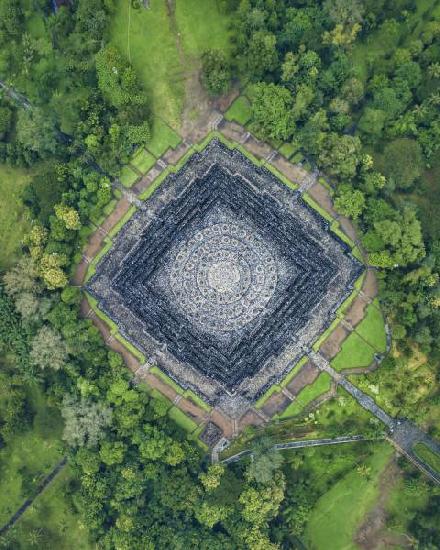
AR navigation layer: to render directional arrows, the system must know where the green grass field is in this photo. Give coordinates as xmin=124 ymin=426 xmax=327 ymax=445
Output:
xmin=355 ymin=301 xmax=387 ymax=353
xmin=147 ymin=118 xmax=182 ymax=158
xmin=0 ymin=387 xmax=64 ymax=525
xmin=167 ymin=406 xmax=198 ymax=434
xmin=331 ymin=332 xmax=377 ymax=371
xmin=109 ymin=0 xmax=184 ymax=127
xmin=413 ymin=442 xmax=440 ymax=474
xmin=3 ymin=466 xmax=92 ymax=550
xmin=304 ymin=442 xmax=393 ymax=550
xmin=225 ymin=96 xmax=252 ymax=126
xmin=130 ymin=148 xmax=156 ymax=174
xmin=279 ymin=372 xmax=332 ymax=419
xmin=119 ymin=165 xmax=139 ymax=187
xmin=175 ymin=0 xmax=232 ymax=59
xmin=110 ymin=0 xmax=232 ymax=129
xmin=0 ymin=165 xmax=32 ymax=271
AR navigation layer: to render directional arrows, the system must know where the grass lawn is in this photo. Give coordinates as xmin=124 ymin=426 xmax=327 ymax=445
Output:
xmin=175 ymin=0 xmax=232 ymax=59
xmin=304 ymin=442 xmax=393 ymax=550
xmin=313 ymin=387 xmax=376 ymax=435
xmin=384 ymin=466 xmax=432 ymax=541
xmin=0 ymin=387 xmax=64 ymax=525
xmin=130 ymin=148 xmax=156 ymax=174
xmin=413 ymin=442 xmax=440 ymax=474
xmin=4 ymin=466 xmax=92 ymax=550
xmin=150 ymin=366 xmax=184 ymax=395
xmin=278 ymin=372 xmax=332 ymax=419
xmin=224 ymin=96 xmax=252 ymax=126
xmin=167 ymin=406 xmax=198 ymax=434
xmin=278 ymin=142 xmax=299 ymax=159
xmin=331 ymin=332 xmax=376 ymax=371
xmin=110 ymin=0 xmax=232 ymax=129
xmin=119 ymin=165 xmax=139 ymax=188
xmin=355 ymin=300 xmax=387 ymax=353
xmin=0 ymin=164 xmax=32 ymax=271
xmin=146 ymin=118 xmax=182 ymax=158
xmin=109 ymin=0 xmax=184 ymax=127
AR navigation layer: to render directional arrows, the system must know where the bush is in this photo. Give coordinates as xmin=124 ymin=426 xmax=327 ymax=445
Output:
xmin=201 ymin=49 xmax=231 ymax=96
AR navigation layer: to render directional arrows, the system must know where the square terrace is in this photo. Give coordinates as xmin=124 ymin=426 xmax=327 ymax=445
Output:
xmin=87 ymin=139 xmax=363 ymax=417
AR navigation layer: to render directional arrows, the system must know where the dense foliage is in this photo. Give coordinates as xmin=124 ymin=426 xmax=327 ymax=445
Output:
xmin=226 ymin=0 xmax=440 ymax=432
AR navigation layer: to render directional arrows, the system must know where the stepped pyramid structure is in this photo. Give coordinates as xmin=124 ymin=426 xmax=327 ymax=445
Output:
xmin=88 ymin=140 xmax=362 ymax=417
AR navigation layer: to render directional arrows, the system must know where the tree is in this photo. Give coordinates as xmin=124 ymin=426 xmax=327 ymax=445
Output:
xmin=334 ymin=184 xmax=365 ymax=219
xmin=358 ymin=108 xmax=387 ymax=139
xmin=3 ymin=256 xmax=40 ymax=297
xmin=54 ymin=204 xmax=81 ymax=230
xmin=239 ymin=475 xmax=285 ymax=525
xmin=14 ymin=292 xmax=40 ymax=321
xmin=39 ymin=253 xmax=68 ymax=290
xmin=383 ymin=138 xmax=424 ymax=189
xmin=61 ymin=394 xmax=112 ymax=448
xmin=324 ymin=0 xmax=364 ymax=26
xmin=30 ymin=325 xmax=67 ymax=370
xmin=195 ymin=501 xmax=230 ymax=528
xmin=341 ymin=77 xmax=364 ymax=104
xmin=16 ymin=108 xmax=58 ymax=158
xmin=95 ymin=46 xmax=148 ymax=110
xmin=247 ymin=437 xmax=284 ymax=485
xmin=251 ymin=83 xmax=294 ymax=141
xmin=99 ymin=440 xmax=126 ymax=466
xmin=0 ymin=105 xmax=12 ymax=139
xmin=0 ymin=0 xmax=23 ymax=43
xmin=245 ymin=31 xmax=278 ymax=79
xmin=318 ymin=133 xmax=362 ymax=179
xmin=199 ymin=464 xmax=225 ymax=492
xmin=201 ymin=49 xmax=231 ymax=96
xmin=365 ymin=207 xmax=425 ymax=268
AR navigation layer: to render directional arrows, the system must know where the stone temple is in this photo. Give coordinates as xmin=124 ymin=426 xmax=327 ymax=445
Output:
xmin=88 ymin=139 xmax=363 ymax=417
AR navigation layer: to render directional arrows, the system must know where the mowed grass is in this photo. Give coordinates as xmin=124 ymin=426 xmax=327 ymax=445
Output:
xmin=168 ymin=406 xmax=198 ymax=434
xmin=355 ymin=301 xmax=387 ymax=353
xmin=109 ymin=0 xmax=184 ymax=127
xmin=0 ymin=164 xmax=32 ymax=271
xmin=225 ymin=96 xmax=252 ymax=125
xmin=130 ymin=148 xmax=156 ymax=174
xmin=413 ymin=442 xmax=440 ymax=474
xmin=5 ymin=466 xmax=92 ymax=550
xmin=331 ymin=332 xmax=376 ymax=371
xmin=304 ymin=442 xmax=394 ymax=550
xmin=278 ymin=372 xmax=332 ymax=419
xmin=119 ymin=165 xmax=139 ymax=187
xmin=175 ymin=0 xmax=232 ymax=59
xmin=147 ymin=118 xmax=182 ymax=158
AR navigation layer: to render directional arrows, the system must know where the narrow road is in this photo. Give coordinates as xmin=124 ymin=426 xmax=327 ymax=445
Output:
xmin=0 ymin=456 xmax=68 ymax=536
xmin=222 ymin=435 xmax=368 ymax=465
